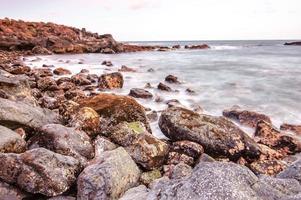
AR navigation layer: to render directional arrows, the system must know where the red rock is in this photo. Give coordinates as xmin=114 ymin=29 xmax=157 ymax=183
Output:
xmin=37 ymin=77 xmax=58 ymax=91
xmin=98 ymin=72 xmax=123 ymax=90
xmin=53 ymin=67 xmax=71 ymax=76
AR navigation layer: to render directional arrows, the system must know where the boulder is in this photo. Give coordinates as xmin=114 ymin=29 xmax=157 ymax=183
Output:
xmin=92 ymin=136 xmax=117 ymax=162
xmin=0 ymin=181 xmax=29 ymax=200
xmin=0 ymin=125 xmax=26 ymax=153
xmin=118 ymin=65 xmax=136 ymax=72
xmin=29 ymin=68 xmax=53 ymax=78
xmin=101 ymin=60 xmax=113 ymax=66
xmin=77 ymin=147 xmax=140 ymax=200
xmin=171 ymin=140 xmax=204 ymax=159
xmin=0 ymin=98 xmax=60 ymax=130
xmin=28 ymin=124 xmax=94 ymax=165
xmin=129 ymin=88 xmax=153 ymax=99
xmin=184 ymin=44 xmax=210 ymax=49
xmin=53 ymin=67 xmax=71 ymax=76
xmin=78 ymin=93 xmax=151 ymax=132
xmin=165 ymin=75 xmax=180 ymax=84
xmin=119 ymin=185 xmax=149 ymax=200
xmin=37 ymin=77 xmax=59 ymax=91
xmin=280 ymin=123 xmax=301 ymax=135
xmin=140 ymin=170 xmax=162 ymax=186
xmin=0 ymin=64 xmax=31 ymax=75
xmin=71 ymin=73 xmax=91 ymax=86
xmin=159 ymin=107 xmax=261 ymax=160
xmin=223 ymin=106 xmax=271 ymax=128
xmin=98 ymin=72 xmax=123 ymax=90
xmin=0 ymin=148 xmax=81 ymax=196
xmin=168 ymin=163 xmax=193 ymax=179
xmin=277 ymin=159 xmax=301 ymax=183
xmin=250 ymin=160 xmax=286 ymax=176
xmin=103 ymin=121 xmax=169 ymax=170
xmin=157 ymin=82 xmax=172 ymax=92
xmin=284 ymin=41 xmax=301 ymax=46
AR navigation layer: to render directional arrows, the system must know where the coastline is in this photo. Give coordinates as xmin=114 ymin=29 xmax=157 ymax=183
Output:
xmin=1 ymin=18 xmax=301 ymax=199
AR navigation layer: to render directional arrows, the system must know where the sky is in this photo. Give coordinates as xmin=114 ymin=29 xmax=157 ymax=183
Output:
xmin=0 ymin=0 xmax=300 ymax=41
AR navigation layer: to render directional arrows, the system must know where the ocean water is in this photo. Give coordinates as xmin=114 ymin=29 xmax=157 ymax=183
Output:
xmin=25 ymin=40 xmax=301 ymax=138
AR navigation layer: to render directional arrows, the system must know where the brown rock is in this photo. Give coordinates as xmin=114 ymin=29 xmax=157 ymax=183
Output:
xmin=0 ymin=181 xmax=29 ymax=200
xmin=98 ymin=72 xmax=123 ymax=90
xmin=119 ymin=65 xmax=136 ymax=72
xmin=53 ymin=67 xmax=71 ymax=76
xmin=165 ymin=75 xmax=180 ymax=84
xmin=185 ymin=44 xmax=210 ymax=49
xmin=29 ymin=68 xmax=53 ymax=78
xmin=129 ymin=88 xmax=153 ymax=99
xmin=167 ymin=151 xmax=194 ymax=166
xmin=157 ymin=82 xmax=172 ymax=92
xmin=250 ymin=160 xmax=286 ymax=176
xmin=71 ymin=73 xmax=91 ymax=86
xmin=171 ymin=140 xmax=204 ymax=159
xmin=58 ymin=81 xmax=76 ymax=91
xmin=280 ymin=123 xmax=301 ymax=135
xmin=101 ymin=60 xmax=113 ymax=66
xmin=37 ymin=77 xmax=58 ymax=91
xmin=0 ymin=125 xmax=26 ymax=153
xmin=0 ymin=64 xmax=30 ymax=75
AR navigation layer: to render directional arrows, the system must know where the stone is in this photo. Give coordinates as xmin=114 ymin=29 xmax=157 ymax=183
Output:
xmin=69 ymin=107 xmax=101 ymax=137
xmin=250 ymin=160 xmax=286 ymax=176
xmin=171 ymin=140 xmax=204 ymax=159
xmin=65 ymin=89 xmax=86 ymax=101
xmin=0 ymin=181 xmax=29 ymax=200
xmin=29 ymin=68 xmax=53 ymax=78
xmin=0 ymin=148 xmax=81 ymax=196
xmin=140 ymin=170 xmax=162 ymax=186
xmin=0 ymin=64 xmax=30 ymax=75
xmin=39 ymin=95 xmax=59 ymax=110
xmin=78 ymin=93 xmax=151 ymax=132
xmin=147 ymin=111 xmax=158 ymax=122
xmin=129 ymin=88 xmax=153 ymax=99
xmin=101 ymin=60 xmax=113 ymax=66
xmin=0 ymin=125 xmax=26 ymax=153
xmin=98 ymin=72 xmax=123 ymax=90
xmin=119 ymin=185 xmax=149 ymax=200
xmin=277 ymin=159 xmax=301 ymax=183
xmin=172 ymin=45 xmax=181 ymax=49
xmin=0 ymin=98 xmax=60 ymax=130
xmin=165 ymin=75 xmax=180 ymax=84
xmin=280 ymin=123 xmax=301 ymax=135
xmin=169 ymin=163 xmax=193 ymax=179
xmin=31 ymin=45 xmax=52 ymax=55
xmin=28 ymin=124 xmax=94 ymax=165
xmin=223 ymin=106 xmax=272 ymax=128
xmin=71 ymin=73 xmax=91 ymax=86
xmin=184 ymin=44 xmax=210 ymax=49
xmin=167 ymin=151 xmax=194 ymax=166
xmin=53 ymin=67 xmax=71 ymax=76
xmin=157 ymin=82 xmax=172 ymax=92
xmin=119 ymin=65 xmax=136 ymax=72
xmin=92 ymin=136 xmax=117 ymax=161
xmin=104 ymin=121 xmax=169 ymax=170
xmin=37 ymin=77 xmax=59 ymax=91
xmin=77 ymin=147 xmax=140 ymax=200
xmin=284 ymin=41 xmax=301 ymax=46
xmin=58 ymin=81 xmax=76 ymax=91
xmin=159 ymin=107 xmax=261 ymax=160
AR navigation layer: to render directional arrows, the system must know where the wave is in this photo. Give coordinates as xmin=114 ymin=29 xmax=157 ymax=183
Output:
xmin=211 ymin=45 xmax=242 ymax=50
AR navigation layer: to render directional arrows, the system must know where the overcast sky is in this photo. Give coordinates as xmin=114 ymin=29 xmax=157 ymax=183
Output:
xmin=0 ymin=0 xmax=300 ymax=41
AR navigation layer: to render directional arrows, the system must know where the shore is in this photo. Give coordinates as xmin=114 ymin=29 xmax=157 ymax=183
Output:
xmin=1 ymin=18 xmax=301 ymax=200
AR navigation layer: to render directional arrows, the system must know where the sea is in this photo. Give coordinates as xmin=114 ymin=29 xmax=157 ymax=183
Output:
xmin=24 ymin=40 xmax=301 ymax=138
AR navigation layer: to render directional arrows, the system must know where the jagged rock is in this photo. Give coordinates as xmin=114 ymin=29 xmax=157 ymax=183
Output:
xmin=78 ymin=93 xmax=151 ymax=132
xmin=159 ymin=107 xmax=261 ymax=160
xmin=53 ymin=67 xmax=71 ymax=76
xmin=129 ymin=88 xmax=153 ymax=99
xmin=98 ymin=72 xmax=123 ymax=90
xmin=0 ymin=148 xmax=81 ymax=196
xmin=223 ymin=106 xmax=271 ymax=128
xmin=0 ymin=98 xmax=60 ymax=130
xmin=0 ymin=125 xmax=26 ymax=153
xmin=77 ymin=147 xmax=140 ymax=200
xmin=28 ymin=124 xmax=94 ymax=165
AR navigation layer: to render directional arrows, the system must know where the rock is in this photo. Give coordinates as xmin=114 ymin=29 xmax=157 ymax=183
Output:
xmin=58 ymin=81 xmax=76 ymax=91
xmin=147 ymin=111 xmax=158 ymax=122
xmin=29 ymin=68 xmax=53 ymax=78
xmin=28 ymin=124 xmax=94 ymax=165
xmin=57 ymin=77 xmax=72 ymax=84
xmin=78 ymin=93 xmax=151 ymax=132
xmin=53 ymin=67 xmax=71 ymax=76
xmin=98 ymin=72 xmax=123 ymax=90
xmin=284 ymin=41 xmax=301 ymax=46
xmin=172 ymin=45 xmax=181 ymax=49
xmin=165 ymin=75 xmax=180 ymax=84
xmin=31 ymin=45 xmax=52 ymax=55
xmin=0 ymin=98 xmax=60 ymax=130
xmin=101 ymin=60 xmax=113 ymax=66
xmin=71 ymin=73 xmax=91 ymax=86
xmin=280 ymin=123 xmax=301 ymax=135
xmin=186 ymin=88 xmax=196 ymax=94
xmin=250 ymin=160 xmax=286 ymax=176
xmin=69 ymin=107 xmax=101 ymax=137
xmin=0 ymin=181 xmax=29 ymax=200
xmin=157 ymin=82 xmax=172 ymax=92
xmin=0 ymin=64 xmax=30 ymax=75
xmin=103 ymin=121 xmax=169 ymax=170
xmin=167 ymin=151 xmax=194 ymax=166
xmin=39 ymin=95 xmax=60 ymax=110
xmin=77 ymin=147 xmax=140 ymax=200
xmin=93 ymin=136 xmax=117 ymax=161
xmin=197 ymin=153 xmax=216 ymax=163
xmin=0 ymin=125 xmax=26 ymax=153
xmin=37 ymin=77 xmax=59 ymax=91
xmin=184 ymin=44 xmax=210 ymax=49
xmin=48 ymin=196 xmax=76 ymax=200
xmin=169 ymin=163 xmax=193 ymax=179
xmin=159 ymin=107 xmax=261 ymax=160
xmin=119 ymin=65 xmax=136 ymax=72
xmin=42 ymin=64 xmax=55 ymax=68
xmin=0 ymin=70 xmax=37 ymax=105
xmin=171 ymin=140 xmax=204 ymax=159
xmin=223 ymin=106 xmax=271 ymax=128
xmin=147 ymin=68 xmax=154 ymax=72
xmin=140 ymin=170 xmax=162 ymax=186
xmin=80 ymin=69 xmax=89 ymax=73
xmin=87 ymin=74 xmax=98 ymax=83
xmin=129 ymin=88 xmax=153 ymax=99
xmin=101 ymin=48 xmax=115 ymax=54
xmin=277 ymin=159 xmax=301 ymax=183
xmin=255 ymin=120 xmax=301 ymax=155
xmin=65 ymin=89 xmax=86 ymax=101
xmin=119 ymin=185 xmax=149 ymax=200
xmin=0 ymin=148 xmax=81 ymax=196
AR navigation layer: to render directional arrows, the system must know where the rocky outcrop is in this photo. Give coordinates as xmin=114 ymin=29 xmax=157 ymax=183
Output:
xmin=98 ymin=72 xmax=123 ymax=90
xmin=0 ymin=148 xmax=81 ymax=196
xmin=284 ymin=41 xmax=301 ymax=46
xmin=0 ymin=125 xmax=26 ymax=153
xmin=184 ymin=44 xmax=210 ymax=49
xmin=78 ymin=93 xmax=151 ymax=132
xmin=0 ymin=98 xmax=60 ymax=130
xmin=223 ymin=106 xmax=271 ymax=128
xmin=28 ymin=124 xmax=94 ymax=165
xmin=77 ymin=147 xmax=140 ymax=200
xmin=159 ymin=107 xmax=261 ymax=160
xmin=129 ymin=88 xmax=153 ymax=99
xmin=280 ymin=123 xmax=301 ymax=135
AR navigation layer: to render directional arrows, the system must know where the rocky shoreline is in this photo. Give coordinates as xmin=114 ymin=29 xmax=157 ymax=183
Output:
xmin=1 ymin=19 xmax=301 ymax=200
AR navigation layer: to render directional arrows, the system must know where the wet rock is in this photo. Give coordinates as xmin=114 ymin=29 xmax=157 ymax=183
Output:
xmin=101 ymin=48 xmax=115 ymax=54
xmin=86 ymin=74 xmax=98 ymax=83
xmin=186 ymin=88 xmax=196 ymax=94
xmin=0 ymin=98 xmax=60 ymax=130
xmin=57 ymin=77 xmax=72 ymax=84
xmin=69 ymin=107 xmax=101 ymax=137
xmin=0 ymin=125 xmax=26 ymax=153
xmin=65 ymin=89 xmax=86 ymax=101
xmin=58 ymin=81 xmax=76 ymax=91
xmin=171 ymin=140 xmax=204 ymax=159
xmin=101 ymin=60 xmax=113 ymax=66
xmin=0 ymin=64 xmax=30 ymax=75
xmin=223 ymin=106 xmax=271 ymax=128
xmin=129 ymin=88 xmax=153 ymax=99
xmin=71 ymin=73 xmax=91 ymax=86
xmin=0 ymin=181 xmax=29 ymax=200
xmin=0 ymin=70 xmax=37 ymax=105
xmin=172 ymin=45 xmax=181 ymax=49
xmin=37 ymin=77 xmax=59 ymax=91
xmin=98 ymin=72 xmax=123 ymax=90
xmin=28 ymin=124 xmax=94 ymax=165
xmin=277 ymin=159 xmax=301 ymax=183
xmin=147 ymin=68 xmax=154 ymax=72
xmin=185 ymin=44 xmax=210 ymax=49
xmin=147 ymin=111 xmax=158 ymax=122
xmin=157 ymin=82 xmax=172 ymax=92
xmin=104 ymin=121 xmax=169 ymax=170
xmin=255 ymin=120 xmax=301 ymax=155
xmin=119 ymin=65 xmax=136 ymax=72
xmin=119 ymin=185 xmax=149 ymax=200
xmin=140 ymin=170 xmax=162 ymax=186
xmin=250 ymin=160 xmax=286 ymax=176
xmin=165 ymin=75 xmax=180 ymax=84
xmin=77 ymin=147 xmax=140 ymax=200
xmin=280 ymin=123 xmax=301 ymax=135
xmin=42 ymin=64 xmax=55 ymax=68
xmin=78 ymin=93 xmax=151 ymax=132
xmin=80 ymin=69 xmax=89 ymax=73
xmin=30 ymin=68 xmax=53 ymax=78
xmin=284 ymin=41 xmax=301 ymax=46
xmin=53 ymin=67 xmax=71 ymax=76
xmin=159 ymin=107 xmax=261 ymax=160
xmin=165 ymin=99 xmax=184 ymax=108
xmin=0 ymin=148 xmax=81 ymax=196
